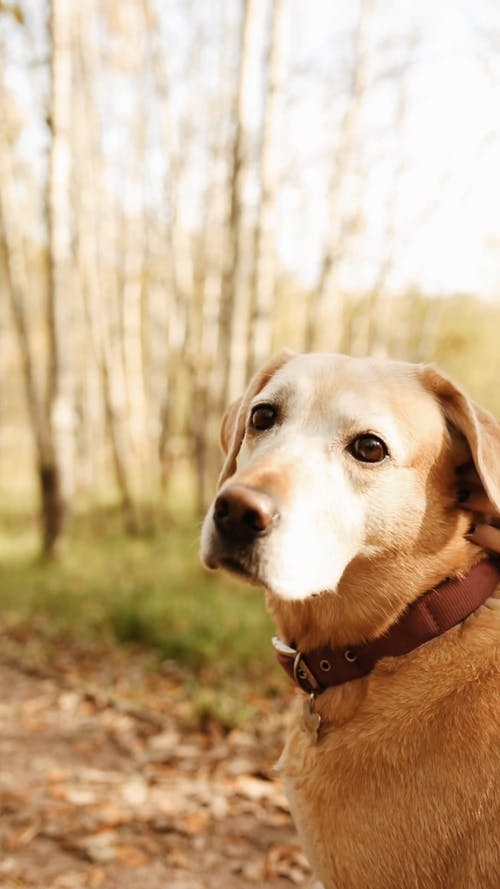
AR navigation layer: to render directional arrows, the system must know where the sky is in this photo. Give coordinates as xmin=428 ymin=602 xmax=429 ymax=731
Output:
xmin=276 ymin=0 xmax=500 ymax=296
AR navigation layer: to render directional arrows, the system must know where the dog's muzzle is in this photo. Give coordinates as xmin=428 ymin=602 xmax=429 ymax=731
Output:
xmin=202 ymin=483 xmax=280 ymax=578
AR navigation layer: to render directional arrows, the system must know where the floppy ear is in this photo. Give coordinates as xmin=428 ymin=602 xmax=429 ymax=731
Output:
xmin=218 ymin=349 xmax=296 ymax=487
xmin=220 ymin=397 xmax=242 ymax=455
xmin=420 ymin=365 xmax=500 ymax=511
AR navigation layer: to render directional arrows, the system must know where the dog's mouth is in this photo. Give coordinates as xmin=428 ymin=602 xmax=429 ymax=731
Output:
xmin=220 ymin=556 xmax=252 ymax=578
xmin=200 ymin=515 xmax=268 ymax=585
xmin=204 ymin=545 xmax=263 ymax=585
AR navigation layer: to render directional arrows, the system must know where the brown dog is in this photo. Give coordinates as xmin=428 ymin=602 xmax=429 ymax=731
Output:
xmin=201 ymin=352 xmax=500 ymax=889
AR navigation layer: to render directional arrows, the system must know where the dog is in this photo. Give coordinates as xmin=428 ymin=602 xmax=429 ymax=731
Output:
xmin=201 ymin=351 xmax=500 ymax=889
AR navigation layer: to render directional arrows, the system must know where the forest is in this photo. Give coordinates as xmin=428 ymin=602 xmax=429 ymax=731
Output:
xmin=0 ymin=1 xmax=499 ymax=887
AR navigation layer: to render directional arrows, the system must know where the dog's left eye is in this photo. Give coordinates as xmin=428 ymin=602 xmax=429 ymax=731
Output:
xmin=349 ymin=434 xmax=388 ymax=463
xmin=250 ymin=404 xmax=277 ymax=431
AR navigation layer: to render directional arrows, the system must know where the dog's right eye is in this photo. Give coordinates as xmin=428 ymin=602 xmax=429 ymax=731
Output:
xmin=348 ymin=434 xmax=388 ymax=463
xmin=250 ymin=404 xmax=277 ymax=431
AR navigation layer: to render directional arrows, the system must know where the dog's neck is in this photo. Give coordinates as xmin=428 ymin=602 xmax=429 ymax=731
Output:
xmin=266 ymin=533 xmax=485 ymax=652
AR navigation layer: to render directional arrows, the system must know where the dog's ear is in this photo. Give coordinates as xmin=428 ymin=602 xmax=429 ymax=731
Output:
xmin=218 ymin=349 xmax=296 ymax=487
xmin=220 ymin=397 xmax=242 ymax=455
xmin=420 ymin=365 xmax=500 ymax=511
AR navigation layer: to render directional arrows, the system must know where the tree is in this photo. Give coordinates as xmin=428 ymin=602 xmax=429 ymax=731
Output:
xmin=43 ymin=0 xmax=77 ymax=553
xmin=246 ymin=0 xmax=285 ymax=377
xmin=217 ymin=0 xmax=256 ymax=407
xmin=1 ymin=20 xmax=74 ymax=557
xmin=304 ymin=0 xmax=376 ymax=352
xmin=71 ymin=1 xmax=139 ymax=530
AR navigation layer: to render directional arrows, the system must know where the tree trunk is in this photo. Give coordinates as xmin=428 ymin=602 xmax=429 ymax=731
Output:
xmin=217 ymin=0 xmax=255 ymax=407
xmin=44 ymin=0 xmax=76 ymax=554
xmin=354 ymin=48 xmax=414 ymax=358
xmin=0 ymin=129 xmax=47 ymax=462
xmin=142 ymin=0 xmax=195 ymax=489
xmin=190 ymin=10 xmax=236 ymax=509
xmin=305 ymin=0 xmax=375 ymax=352
xmin=0 ymin=73 xmax=64 ymax=557
xmin=246 ymin=0 xmax=285 ymax=377
xmin=72 ymin=1 xmax=140 ymax=532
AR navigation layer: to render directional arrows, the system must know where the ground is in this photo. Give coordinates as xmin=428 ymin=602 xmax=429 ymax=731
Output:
xmin=0 ymin=633 xmax=313 ymax=889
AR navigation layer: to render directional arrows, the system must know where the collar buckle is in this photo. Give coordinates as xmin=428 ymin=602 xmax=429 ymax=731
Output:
xmin=293 ymin=650 xmax=321 ymax=693
xmin=272 ymin=637 xmax=321 ymax=693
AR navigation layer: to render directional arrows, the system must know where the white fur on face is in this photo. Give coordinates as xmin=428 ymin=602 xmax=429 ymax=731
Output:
xmin=250 ymin=457 xmax=365 ymax=600
xmin=201 ymin=354 xmax=447 ymax=601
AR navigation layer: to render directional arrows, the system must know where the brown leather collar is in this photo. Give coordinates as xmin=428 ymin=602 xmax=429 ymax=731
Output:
xmin=274 ymin=559 xmax=500 ymax=694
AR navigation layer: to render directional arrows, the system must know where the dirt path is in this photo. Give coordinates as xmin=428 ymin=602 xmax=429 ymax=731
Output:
xmin=0 ymin=640 xmax=312 ymax=889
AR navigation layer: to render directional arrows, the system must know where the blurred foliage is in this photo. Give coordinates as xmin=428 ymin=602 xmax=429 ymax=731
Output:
xmin=0 ymin=497 xmax=279 ymax=688
xmin=430 ymin=294 xmax=500 ymax=415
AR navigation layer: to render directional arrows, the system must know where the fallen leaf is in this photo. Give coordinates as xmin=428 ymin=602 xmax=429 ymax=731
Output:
xmin=181 ymin=810 xmax=211 ymax=835
xmin=75 ymin=830 xmax=119 ymax=863
xmin=88 ymin=868 xmax=106 ymax=888
xmin=120 ymin=776 xmax=149 ymax=807
xmin=115 ymin=844 xmax=150 ymax=867
xmin=5 ymin=818 xmax=41 ymax=850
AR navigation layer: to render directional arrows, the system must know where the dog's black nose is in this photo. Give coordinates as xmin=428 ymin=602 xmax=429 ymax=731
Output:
xmin=213 ymin=485 xmax=279 ymax=545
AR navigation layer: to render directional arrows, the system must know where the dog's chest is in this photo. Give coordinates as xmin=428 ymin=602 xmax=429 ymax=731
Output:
xmin=278 ymin=657 xmax=500 ymax=889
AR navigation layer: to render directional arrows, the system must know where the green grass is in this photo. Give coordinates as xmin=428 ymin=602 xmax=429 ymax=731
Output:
xmin=0 ymin=498 xmax=279 ymax=686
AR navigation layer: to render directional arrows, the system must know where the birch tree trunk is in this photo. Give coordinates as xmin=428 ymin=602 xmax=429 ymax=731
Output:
xmin=191 ymin=145 xmax=228 ymax=511
xmin=354 ymin=51 xmax=414 ymax=358
xmin=0 ymin=97 xmax=49 ymax=470
xmin=217 ymin=0 xmax=254 ymax=407
xmin=43 ymin=0 xmax=76 ymax=554
xmin=189 ymin=20 xmax=233 ymax=511
xmin=72 ymin=2 xmax=139 ymax=531
xmin=304 ymin=0 xmax=375 ymax=352
xmin=142 ymin=0 xmax=195 ymax=487
xmin=246 ymin=0 xmax=284 ymax=376
xmin=1 ymin=35 xmax=72 ymax=557
xmin=119 ymin=178 xmax=149 ymax=497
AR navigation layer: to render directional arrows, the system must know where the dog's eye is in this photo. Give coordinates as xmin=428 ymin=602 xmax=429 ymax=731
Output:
xmin=349 ymin=434 xmax=388 ymax=463
xmin=250 ymin=404 xmax=277 ymax=431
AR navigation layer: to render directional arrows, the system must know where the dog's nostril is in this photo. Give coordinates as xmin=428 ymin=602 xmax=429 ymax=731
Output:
xmin=213 ymin=484 xmax=279 ymax=543
xmin=244 ymin=507 xmax=267 ymax=533
xmin=214 ymin=496 xmax=229 ymax=522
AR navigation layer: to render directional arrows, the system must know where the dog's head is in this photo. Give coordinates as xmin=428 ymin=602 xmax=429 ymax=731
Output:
xmin=200 ymin=352 xmax=499 ymax=609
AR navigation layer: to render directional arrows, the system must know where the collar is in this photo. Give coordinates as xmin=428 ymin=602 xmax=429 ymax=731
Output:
xmin=273 ymin=559 xmax=500 ymax=695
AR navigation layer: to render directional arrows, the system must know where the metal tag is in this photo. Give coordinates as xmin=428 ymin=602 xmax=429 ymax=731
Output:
xmin=302 ymin=693 xmax=321 ymax=743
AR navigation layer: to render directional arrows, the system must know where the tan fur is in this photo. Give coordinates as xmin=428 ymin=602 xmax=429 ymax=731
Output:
xmin=201 ymin=353 xmax=500 ymax=889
